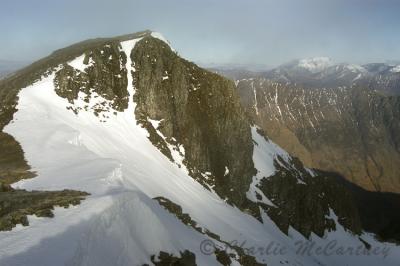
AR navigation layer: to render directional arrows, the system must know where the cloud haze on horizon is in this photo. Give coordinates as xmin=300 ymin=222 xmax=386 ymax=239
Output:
xmin=1 ymin=0 xmax=400 ymax=67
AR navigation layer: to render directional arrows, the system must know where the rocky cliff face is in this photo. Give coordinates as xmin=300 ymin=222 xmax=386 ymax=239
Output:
xmin=1 ymin=32 xmax=365 ymax=238
xmin=54 ymin=42 xmax=129 ymax=113
xmin=2 ymin=31 xmax=397 ymax=265
xmin=51 ymin=35 xmax=363 ymax=241
xmin=127 ymin=36 xmax=363 ymax=239
xmin=50 ymin=34 xmax=256 ymax=208
xmin=131 ymin=37 xmax=255 ymax=207
xmin=236 ymin=79 xmax=400 ymax=193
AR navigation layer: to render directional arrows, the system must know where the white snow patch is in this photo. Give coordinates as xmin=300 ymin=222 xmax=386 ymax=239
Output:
xmin=345 ymin=64 xmax=366 ymax=73
xmin=298 ymin=57 xmax=333 ymax=73
xmin=247 ymin=127 xmax=309 ymax=204
xmin=305 ymin=167 xmax=316 ymax=177
xmin=224 ymin=166 xmax=230 ymax=176
xmin=148 ymin=118 xmax=162 ymax=129
xmin=390 ymin=65 xmax=400 ymax=73
xmin=353 ymin=73 xmax=363 ymax=81
xmin=247 ymin=127 xmax=285 ymax=206
xmin=68 ymin=54 xmax=93 ymax=73
xmin=251 ymin=81 xmax=259 ymax=115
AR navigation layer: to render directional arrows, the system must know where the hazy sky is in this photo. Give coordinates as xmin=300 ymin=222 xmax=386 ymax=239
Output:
xmin=1 ymin=0 xmax=400 ymax=67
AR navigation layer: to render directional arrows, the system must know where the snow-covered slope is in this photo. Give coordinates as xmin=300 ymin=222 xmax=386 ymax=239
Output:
xmin=0 ymin=33 xmax=399 ymax=266
xmin=391 ymin=65 xmax=400 ymax=73
xmin=298 ymin=57 xmax=333 ymax=73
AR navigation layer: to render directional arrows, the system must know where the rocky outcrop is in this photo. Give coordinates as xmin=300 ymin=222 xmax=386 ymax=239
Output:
xmin=236 ymin=79 xmax=400 ymax=193
xmin=249 ymin=129 xmax=362 ymax=238
xmin=132 ymin=37 xmax=255 ymax=207
xmin=259 ymin=163 xmax=362 ymax=238
xmin=54 ymin=42 xmax=130 ymax=114
xmin=148 ymin=250 xmax=197 ymax=266
xmin=331 ymin=171 xmax=400 ymax=243
xmin=0 ymin=111 xmax=89 ymax=232
xmin=0 ymin=132 xmax=35 ymax=185
xmin=154 ymin=197 xmax=266 ymax=266
xmin=0 ymin=30 xmax=151 ymax=129
xmin=0 ymin=188 xmax=88 ymax=231
xmin=49 ymin=34 xmax=369 ymax=240
xmin=0 ymin=31 xmax=143 ymax=230
xmin=0 ymin=31 xmax=377 ymax=243
xmin=0 ymin=129 xmax=90 ymax=232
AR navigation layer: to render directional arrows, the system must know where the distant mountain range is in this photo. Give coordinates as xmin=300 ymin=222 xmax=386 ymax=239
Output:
xmin=215 ymin=57 xmax=400 ymax=195
xmin=217 ymin=57 xmax=400 ymax=95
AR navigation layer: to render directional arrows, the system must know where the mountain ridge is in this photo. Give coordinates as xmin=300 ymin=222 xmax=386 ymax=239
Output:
xmin=1 ymin=31 xmax=399 ymax=265
xmin=217 ymin=57 xmax=400 ymax=95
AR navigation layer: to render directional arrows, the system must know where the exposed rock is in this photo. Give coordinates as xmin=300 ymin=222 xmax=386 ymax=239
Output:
xmin=54 ymin=42 xmax=129 ymax=113
xmin=236 ymin=79 xmax=400 ymax=193
xmin=0 ymin=31 xmax=380 ymax=247
xmin=0 ymin=116 xmax=89 ymax=232
xmin=132 ymin=37 xmax=256 ymax=207
xmin=0 ymin=30 xmax=151 ymax=130
xmin=331 ymin=171 xmax=400 ymax=243
xmin=154 ymin=197 xmax=266 ymax=266
xmin=148 ymin=250 xmax=197 ymax=266
xmin=0 ymin=188 xmax=89 ymax=231
xmin=0 ymin=132 xmax=35 ymax=185
xmin=258 ymin=164 xmax=362 ymax=238
xmin=250 ymin=129 xmax=362 ymax=238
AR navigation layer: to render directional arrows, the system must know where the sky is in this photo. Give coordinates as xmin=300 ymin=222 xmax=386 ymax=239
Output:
xmin=1 ymin=0 xmax=400 ymax=68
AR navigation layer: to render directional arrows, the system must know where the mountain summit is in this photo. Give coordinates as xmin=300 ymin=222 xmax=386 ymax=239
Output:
xmin=0 ymin=31 xmax=399 ymax=266
xmin=297 ymin=57 xmax=333 ymax=73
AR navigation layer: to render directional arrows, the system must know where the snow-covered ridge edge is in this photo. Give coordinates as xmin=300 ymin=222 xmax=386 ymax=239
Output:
xmin=1 ymin=33 xmax=399 ymax=266
xmin=2 ymin=35 xmax=269 ymax=265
